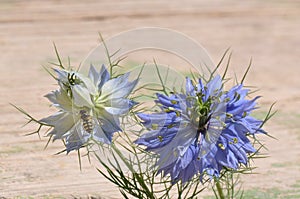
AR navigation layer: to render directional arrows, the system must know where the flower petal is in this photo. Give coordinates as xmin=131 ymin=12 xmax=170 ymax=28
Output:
xmin=104 ymin=98 xmax=136 ymax=115
xmin=40 ymin=112 xmax=77 ymax=140
xmin=93 ymin=123 xmax=111 ymax=144
xmin=44 ymin=89 xmax=73 ymax=111
xmin=71 ymin=85 xmax=94 ymax=108
xmin=65 ymin=123 xmax=90 ymax=153
xmin=98 ymin=64 xmax=110 ymax=89
xmin=100 ymin=73 xmax=138 ymax=100
xmin=88 ymin=64 xmax=100 ymax=86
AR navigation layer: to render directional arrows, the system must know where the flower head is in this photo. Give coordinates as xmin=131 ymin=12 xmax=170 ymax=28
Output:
xmin=135 ymin=75 xmax=266 ymax=183
xmin=40 ymin=65 xmax=138 ymax=153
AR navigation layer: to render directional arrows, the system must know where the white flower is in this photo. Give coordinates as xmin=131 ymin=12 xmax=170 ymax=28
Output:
xmin=40 ymin=65 xmax=138 ymax=152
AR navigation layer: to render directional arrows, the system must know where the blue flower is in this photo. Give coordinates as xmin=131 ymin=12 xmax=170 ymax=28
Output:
xmin=135 ymin=75 xmax=266 ymax=183
xmin=40 ymin=65 xmax=138 ymax=153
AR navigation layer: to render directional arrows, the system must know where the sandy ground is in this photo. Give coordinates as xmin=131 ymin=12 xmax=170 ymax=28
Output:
xmin=0 ymin=0 xmax=300 ymax=198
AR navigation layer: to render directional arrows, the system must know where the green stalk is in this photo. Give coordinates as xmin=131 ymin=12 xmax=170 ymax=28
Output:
xmin=111 ymin=143 xmax=155 ymax=199
xmin=216 ymin=179 xmax=225 ymax=199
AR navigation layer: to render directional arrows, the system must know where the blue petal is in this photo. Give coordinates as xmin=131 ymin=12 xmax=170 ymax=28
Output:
xmin=137 ymin=112 xmax=177 ymax=129
xmin=197 ymin=78 xmax=204 ymax=93
xmin=154 ymin=127 xmax=196 ymax=170
xmin=206 ymin=75 xmax=222 ymax=99
xmin=228 ymin=144 xmax=248 ymax=165
xmin=155 ymin=93 xmax=181 ymax=109
xmin=135 ymin=127 xmax=178 ymax=149
xmin=157 ymin=144 xmax=199 ymax=184
xmin=185 ymin=77 xmax=195 ymax=96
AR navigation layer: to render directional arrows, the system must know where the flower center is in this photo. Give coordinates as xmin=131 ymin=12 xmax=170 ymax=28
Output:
xmin=189 ymin=93 xmax=212 ymax=133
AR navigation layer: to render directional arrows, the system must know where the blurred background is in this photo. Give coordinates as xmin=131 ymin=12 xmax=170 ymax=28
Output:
xmin=0 ymin=0 xmax=299 ymax=198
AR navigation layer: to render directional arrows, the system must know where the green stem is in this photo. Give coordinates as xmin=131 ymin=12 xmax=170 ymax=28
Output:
xmin=216 ymin=179 xmax=225 ymax=199
xmin=111 ymin=144 xmax=155 ymax=199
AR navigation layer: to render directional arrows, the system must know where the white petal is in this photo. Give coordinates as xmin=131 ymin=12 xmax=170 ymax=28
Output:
xmin=54 ymin=68 xmax=68 ymax=82
xmin=39 ymin=111 xmax=65 ymax=125
xmin=99 ymin=110 xmax=122 ymax=133
xmin=93 ymin=124 xmax=111 ymax=144
xmin=65 ymin=123 xmax=90 ymax=152
xmin=98 ymin=64 xmax=110 ymax=89
xmin=42 ymin=112 xmax=78 ymax=140
xmin=104 ymin=98 xmax=133 ymax=115
xmin=72 ymin=85 xmax=94 ymax=108
xmin=100 ymin=73 xmax=137 ymax=100
xmin=76 ymin=72 xmax=97 ymax=95
xmin=44 ymin=89 xmax=73 ymax=111
xmin=88 ymin=64 xmax=100 ymax=86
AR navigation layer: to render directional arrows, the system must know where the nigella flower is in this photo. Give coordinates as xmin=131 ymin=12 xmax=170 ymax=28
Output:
xmin=40 ymin=65 xmax=138 ymax=153
xmin=135 ymin=75 xmax=266 ymax=183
